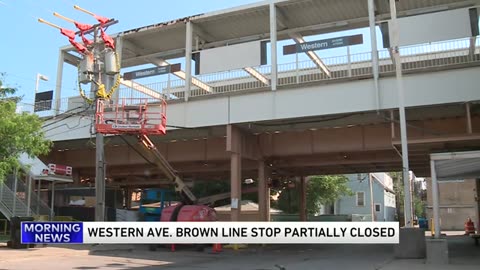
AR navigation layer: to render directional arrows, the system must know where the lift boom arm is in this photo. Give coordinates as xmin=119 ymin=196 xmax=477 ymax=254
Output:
xmin=137 ymin=134 xmax=198 ymax=205
xmin=135 ymin=134 xmax=258 ymax=206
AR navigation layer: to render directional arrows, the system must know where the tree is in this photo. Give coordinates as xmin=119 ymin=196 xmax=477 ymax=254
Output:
xmin=389 ymin=171 xmax=404 ymax=223
xmin=0 ymin=73 xmax=52 ymax=181
xmin=275 ymin=175 xmax=353 ymax=215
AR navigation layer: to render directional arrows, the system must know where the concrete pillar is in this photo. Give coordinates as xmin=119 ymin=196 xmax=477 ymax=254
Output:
xmin=299 ymin=176 xmax=307 ymax=221
xmin=258 ymin=160 xmax=269 ymax=221
xmin=227 ymin=125 xmax=242 ymax=221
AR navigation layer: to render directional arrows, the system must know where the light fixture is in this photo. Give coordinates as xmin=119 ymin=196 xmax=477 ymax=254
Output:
xmin=35 ymin=73 xmax=49 ymax=95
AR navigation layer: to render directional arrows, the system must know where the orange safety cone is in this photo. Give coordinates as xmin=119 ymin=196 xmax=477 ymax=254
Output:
xmin=465 ymin=218 xmax=476 ymax=235
xmin=213 ymin=243 xmax=222 ymax=253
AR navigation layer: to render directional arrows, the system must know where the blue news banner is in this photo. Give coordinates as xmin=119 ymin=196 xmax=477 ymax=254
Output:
xmin=21 ymin=222 xmax=84 ymax=244
xmin=21 ymin=221 xmax=400 ymax=244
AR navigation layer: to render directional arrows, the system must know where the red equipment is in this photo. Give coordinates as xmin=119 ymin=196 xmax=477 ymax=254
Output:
xmin=160 ymin=205 xmax=217 ymax=222
xmin=465 ymin=217 xmax=476 ymax=235
xmin=95 ymin=98 xmax=167 ymax=135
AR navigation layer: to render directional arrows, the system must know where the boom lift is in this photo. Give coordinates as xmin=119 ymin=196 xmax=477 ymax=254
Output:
xmin=96 ymin=98 xmax=255 ymax=221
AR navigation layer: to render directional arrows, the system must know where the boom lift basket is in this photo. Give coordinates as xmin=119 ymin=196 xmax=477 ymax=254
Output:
xmin=95 ymin=98 xmax=167 ymax=135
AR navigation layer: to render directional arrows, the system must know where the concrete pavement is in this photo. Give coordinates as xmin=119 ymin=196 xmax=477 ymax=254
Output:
xmin=0 ymin=238 xmax=478 ymax=270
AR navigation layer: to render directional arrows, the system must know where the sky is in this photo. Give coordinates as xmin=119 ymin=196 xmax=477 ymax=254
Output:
xmin=0 ymin=0 xmax=263 ymax=105
xmin=0 ymin=0 xmax=387 ymax=112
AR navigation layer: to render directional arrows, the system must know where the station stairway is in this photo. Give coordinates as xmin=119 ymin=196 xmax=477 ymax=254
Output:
xmin=0 ymin=154 xmax=54 ymax=221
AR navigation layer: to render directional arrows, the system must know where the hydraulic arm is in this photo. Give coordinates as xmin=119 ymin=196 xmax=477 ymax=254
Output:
xmin=136 ymin=134 xmax=197 ymax=205
xmin=135 ymin=134 xmax=259 ymax=206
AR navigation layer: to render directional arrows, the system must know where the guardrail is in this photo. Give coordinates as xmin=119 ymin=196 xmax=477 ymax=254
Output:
xmin=18 ymin=36 xmax=480 ymax=117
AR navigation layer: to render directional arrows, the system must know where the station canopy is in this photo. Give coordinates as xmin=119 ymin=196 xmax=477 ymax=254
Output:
xmin=111 ymin=0 xmax=477 ymax=68
xmin=431 ymin=150 xmax=480 ymax=180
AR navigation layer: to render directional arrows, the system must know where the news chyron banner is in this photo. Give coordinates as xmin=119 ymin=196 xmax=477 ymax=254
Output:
xmin=21 ymin=222 xmax=399 ymax=244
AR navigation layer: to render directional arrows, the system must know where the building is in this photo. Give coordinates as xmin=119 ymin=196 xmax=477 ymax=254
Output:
xmin=426 ymin=178 xmax=479 ymax=230
xmin=334 ymin=173 xmax=396 ymax=221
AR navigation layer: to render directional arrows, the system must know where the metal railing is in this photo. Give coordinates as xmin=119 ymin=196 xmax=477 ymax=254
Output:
xmin=17 ymin=36 xmax=480 ymax=117
xmin=4 ymin=177 xmax=51 ymax=216
xmin=1 ymin=175 xmax=52 ymax=218
xmin=0 ymin=180 xmax=30 ymax=220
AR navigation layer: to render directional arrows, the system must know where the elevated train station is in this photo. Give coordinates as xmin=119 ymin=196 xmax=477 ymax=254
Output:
xmin=6 ymin=0 xmax=479 ymax=240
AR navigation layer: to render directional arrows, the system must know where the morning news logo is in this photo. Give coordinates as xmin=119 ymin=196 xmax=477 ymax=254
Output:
xmin=21 ymin=221 xmax=399 ymax=245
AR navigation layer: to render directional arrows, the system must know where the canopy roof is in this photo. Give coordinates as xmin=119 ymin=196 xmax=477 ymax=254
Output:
xmin=113 ymin=0 xmax=478 ymax=67
xmin=431 ymin=150 xmax=480 ymax=180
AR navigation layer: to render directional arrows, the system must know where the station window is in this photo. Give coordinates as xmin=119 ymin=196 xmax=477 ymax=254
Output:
xmin=375 ymin=203 xmax=381 ymax=212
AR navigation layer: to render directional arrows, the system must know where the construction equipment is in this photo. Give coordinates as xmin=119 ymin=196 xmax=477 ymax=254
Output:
xmin=138 ymin=188 xmax=175 ymax=222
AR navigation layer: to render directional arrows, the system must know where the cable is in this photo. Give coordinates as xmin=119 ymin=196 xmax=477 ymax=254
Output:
xmin=251 ymin=113 xmax=358 ymax=127
xmin=41 ymin=106 xmax=91 ymax=128
xmin=118 ymin=135 xmax=157 ymax=167
xmin=45 ymin=123 xmax=91 ymax=139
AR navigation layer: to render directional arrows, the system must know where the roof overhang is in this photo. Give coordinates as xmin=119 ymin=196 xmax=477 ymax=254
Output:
xmin=431 ymin=150 xmax=480 ymax=180
xmin=61 ymin=0 xmax=479 ymax=68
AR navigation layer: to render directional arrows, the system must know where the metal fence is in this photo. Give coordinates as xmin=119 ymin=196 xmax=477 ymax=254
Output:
xmin=21 ymin=36 xmax=480 ymax=117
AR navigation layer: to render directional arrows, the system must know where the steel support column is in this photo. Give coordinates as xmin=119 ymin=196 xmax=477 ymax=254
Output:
xmin=389 ymin=0 xmax=413 ymax=227
xmin=430 ymin=160 xmax=441 ymax=238
xmin=185 ymin=21 xmax=193 ymax=101
xmin=299 ymin=176 xmax=307 ymax=221
xmin=54 ymin=50 xmax=65 ymax=115
xmin=258 ymin=160 xmax=268 ymax=221
xmin=12 ymin=169 xmax=18 ymax=216
xmin=466 ymin=102 xmax=472 ymax=134
xmin=368 ymin=0 xmax=380 ymax=112
xmin=37 ymin=180 xmax=41 ymax=214
xmin=27 ymin=176 xmax=32 ymax=216
xmin=227 ymin=125 xmax=242 ymax=221
xmin=50 ymin=182 xmax=55 ymax=221
xmin=269 ymin=2 xmax=278 ymax=91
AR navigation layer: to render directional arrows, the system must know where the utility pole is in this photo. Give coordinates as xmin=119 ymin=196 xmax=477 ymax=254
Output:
xmin=39 ymin=6 xmax=119 ymax=222
xmin=389 ymin=0 xmax=413 ymax=227
xmin=91 ymin=26 xmax=106 ymax=222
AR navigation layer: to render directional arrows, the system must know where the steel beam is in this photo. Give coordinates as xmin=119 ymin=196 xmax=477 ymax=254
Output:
xmin=430 ymin=159 xmax=441 ymax=238
xmin=368 ymin=0 xmax=381 ymax=112
xmin=54 ymin=50 xmax=65 ymax=115
xmin=185 ymin=21 xmax=193 ymax=101
xmin=389 ymin=0 xmax=413 ymax=228
xmin=269 ymin=2 xmax=278 ymax=91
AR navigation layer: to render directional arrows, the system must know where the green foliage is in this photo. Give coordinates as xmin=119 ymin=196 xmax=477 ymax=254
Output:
xmin=414 ymin=196 xmax=425 ymax=218
xmin=275 ymin=175 xmax=353 ymax=215
xmin=191 ymin=179 xmax=259 ymax=207
xmin=0 ymin=74 xmax=52 ymax=181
